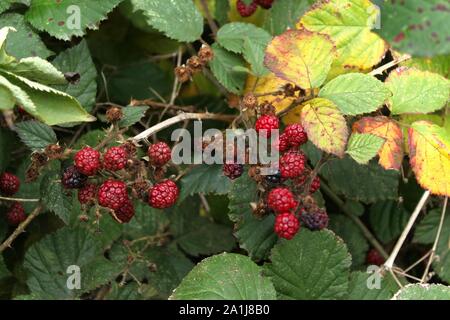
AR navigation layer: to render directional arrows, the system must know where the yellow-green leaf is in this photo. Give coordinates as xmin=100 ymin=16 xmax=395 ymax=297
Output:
xmin=301 ymin=98 xmax=348 ymax=157
xmin=346 ymin=133 xmax=385 ymax=165
xmin=408 ymin=121 xmax=450 ymax=196
xmin=298 ymin=0 xmax=387 ymax=78
xmin=386 ymin=67 xmax=450 ymax=115
xmin=264 ymin=29 xmax=336 ymax=90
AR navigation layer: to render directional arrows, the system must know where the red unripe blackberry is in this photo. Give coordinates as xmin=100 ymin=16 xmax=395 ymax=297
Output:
xmin=78 ymin=183 xmax=97 ymax=205
xmin=148 ymin=180 xmax=179 ymax=209
xmin=114 ymin=199 xmax=135 ymax=223
xmin=284 ymin=123 xmax=308 ymax=147
xmin=6 ymin=202 xmax=26 ymax=226
xmin=74 ymin=147 xmax=102 ymax=176
xmin=366 ymin=248 xmax=385 ymax=266
xmin=274 ymin=132 xmax=290 ymax=152
xmin=0 ymin=172 xmax=20 ymax=196
xmin=104 ymin=146 xmax=128 ymax=171
xmin=98 ymin=180 xmax=129 ymax=210
xmin=267 ymin=187 xmax=297 ymax=213
xmin=300 ymin=208 xmax=329 ymax=231
xmin=61 ymin=166 xmax=87 ymax=189
xmin=279 ymin=151 xmax=306 ymax=179
xmin=223 ymin=163 xmax=244 ymax=180
xmin=148 ymin=142 xmax=172 ymax=167
xmin=236 ymin=0 xmax=258 ymax=17
xmin=256 ymin=0 xmax=274 ymax=9
xmin=274 ymin=212 xmax=300 ymax=240
xmin=255 ymin=114 xmax=279 ymax=138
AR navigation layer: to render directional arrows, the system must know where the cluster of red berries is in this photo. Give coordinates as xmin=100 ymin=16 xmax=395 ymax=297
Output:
xmin=252 ymin=113 xmax=328 ymax=240
xmin=237 ymin=0 xmax=275 ymax=17
xmin=62 ymin=141 xmax=179 ymax=224
xmin=0 ymin=172 xmax=26 ymax=226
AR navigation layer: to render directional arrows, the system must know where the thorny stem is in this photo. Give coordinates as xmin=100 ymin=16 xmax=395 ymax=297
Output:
xmin=384 ymin=190 xmax=431 ymax=270
xmin=421 ymin=197 xmax=448 ymax=283
xmin=320 ymin=181 xmax=389 ymax=259
xmin=0 ymin=204 xmax=43 ymax=253
xmin=130 ymin=112 xmax=236 ymax=142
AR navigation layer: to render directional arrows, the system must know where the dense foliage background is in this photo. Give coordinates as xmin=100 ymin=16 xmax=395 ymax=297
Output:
xmin=0 ymin=0 xmax=449 ymax=300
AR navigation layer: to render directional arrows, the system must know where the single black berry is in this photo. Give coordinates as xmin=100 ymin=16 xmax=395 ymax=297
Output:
xmin=264 ymin=171 xmax=282 ymax=185
xmin=62 ymin=165 xmax=87 ymax=189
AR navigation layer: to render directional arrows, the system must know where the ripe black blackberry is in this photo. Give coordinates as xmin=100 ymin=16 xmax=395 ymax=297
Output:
xmin=300 ymin=208 xmax=329 ymax=231
xmin=62 ymin=166 xmax=87 ymax=189
xmin=264 ymin=171 xmax=282 ymax=185
xmin=223 ymin=163 xmax=244 ymax=180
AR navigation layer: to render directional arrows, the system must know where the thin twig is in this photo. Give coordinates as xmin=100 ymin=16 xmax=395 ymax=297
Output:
xmin=0 ymin=204 xmax=43 ymax=253
xmin=130 ymin=112 xmax=236 ymax=142
xmin=320 ymin=181 xmax=389 ymax=259
xmin=421 ymin=197 xmax=448 ymax=283
xmin=369 ymin=54 xmax=411 ymax=76
xmin=0 ymin=196 xmax=40 ymax=202
xmin=199 ymin=0 xmax=219 ymax=36
xmin=384 ymin=190 xmax=431 ymax=270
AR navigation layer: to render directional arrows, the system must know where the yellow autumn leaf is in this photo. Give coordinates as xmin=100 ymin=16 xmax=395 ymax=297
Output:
xmin=301 ymin=98 xmax=349 ymax=157
xmin=264 ymin=29 xmax=337 ymax=90
xmin=408 ymin=121 xmax=450 ymax=196
xmin=353 ymin=116 xmax=403 ymax=170
xmin=298 ymin=0 xmax=387 ymax=78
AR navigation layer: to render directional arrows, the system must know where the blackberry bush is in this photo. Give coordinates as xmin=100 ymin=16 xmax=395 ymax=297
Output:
xmin=0 ymin=0 xmax=448 ymax=303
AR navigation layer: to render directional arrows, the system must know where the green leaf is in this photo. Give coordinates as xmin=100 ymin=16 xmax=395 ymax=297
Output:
xmin=402 ymin=55 xmax=450 ymax=78
xmin=52 ymin=40 xmax=97 ymax=112
xmin=264 ymin=229 xmax=351 ymax=299
xmin=369 ymin=201 xmax=409 ymax=244
xmin=377 ymin=0 xmax=450 ymax=57
xmin=41 ymin=171 xmax=72 ymax=224
xmin=118 ymin=106 xmax=149 ymax=128
xmin=2 ymin=71 xmax=96 ymax=125
xmin=413 ymin=208 xmax=450 ymax=282
xmin=235 ymin=212 xmax=278 ymax=261
xmin=393 ymin=284 xmax=450 ymax=300
xmin=0 ymin=13 xmax=53 ymax=59
xmin=226 ymin=172 xmax=278 ymax=260
xmin=3 ymin=57 xmax=66 ymax=84
xmin=320 ymin=157 xmax=399 ymax=204
xmin=228 ymin=173 xmax=258 ymax=222
xmin=0 ymin=79 xmax=14 ymax=109
xmin=123 ymin=201 xmax=169 ymax=239
xmin=346 ymin=133 xmax=385 ymax=165
xmin=347 ymin=271 xmax=400 ymax=300
xmin=328 ymin=215 xmax=369 ymax=268
xmin=144 ymin=247 xmax=194 ymax=298
xmin=0 ymin=74 xmax=36 ymax=113
xmin=24 ymin=226 xmax=121 ymax=299
xmin=25 ymin=0 xmax=124 ymax=41
xmin=127 ymin=0 xmax=203 ymax=42
xmin=319 ymin=73 xmax=391 ymax=116
xmin=15 ymin=120 xmax=57 ymax=151
xmin=107 ymin=62 xmax=172 ymax=105
xmin=179 ymin=164 xmax=232 ymax=201
xmin=263 ymin=0 xmax=313 ymax=36
xmin=217 ymin=22 xmax=271 ymax=76
xmin=386 ymin=68 xmax=450 ymax=115
xmin=170 ymin=197 xmax=236 ymax=257
xmin=209 ymin=43 xmax=247 ymax=94
xmin=214 ymin=0 xmax=229 ymax=26
xmin=0 ymin=1 xmax=13 ymax=14
xmin=170 ymin=253 xmax=277 ymax=300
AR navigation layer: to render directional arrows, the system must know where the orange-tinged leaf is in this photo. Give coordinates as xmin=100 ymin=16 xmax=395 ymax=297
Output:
xmin=408 ymin=121 xmax=450 ymax=196
xmin=245 ymin=73 xmax=296 ymax=114
xmin=353 ymin=116 xmax=403 ymax=170
xmin=301 ymin=98 xmax=348 ymax=157
xmin=264 ymin=29 xmax=336 ymax=90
